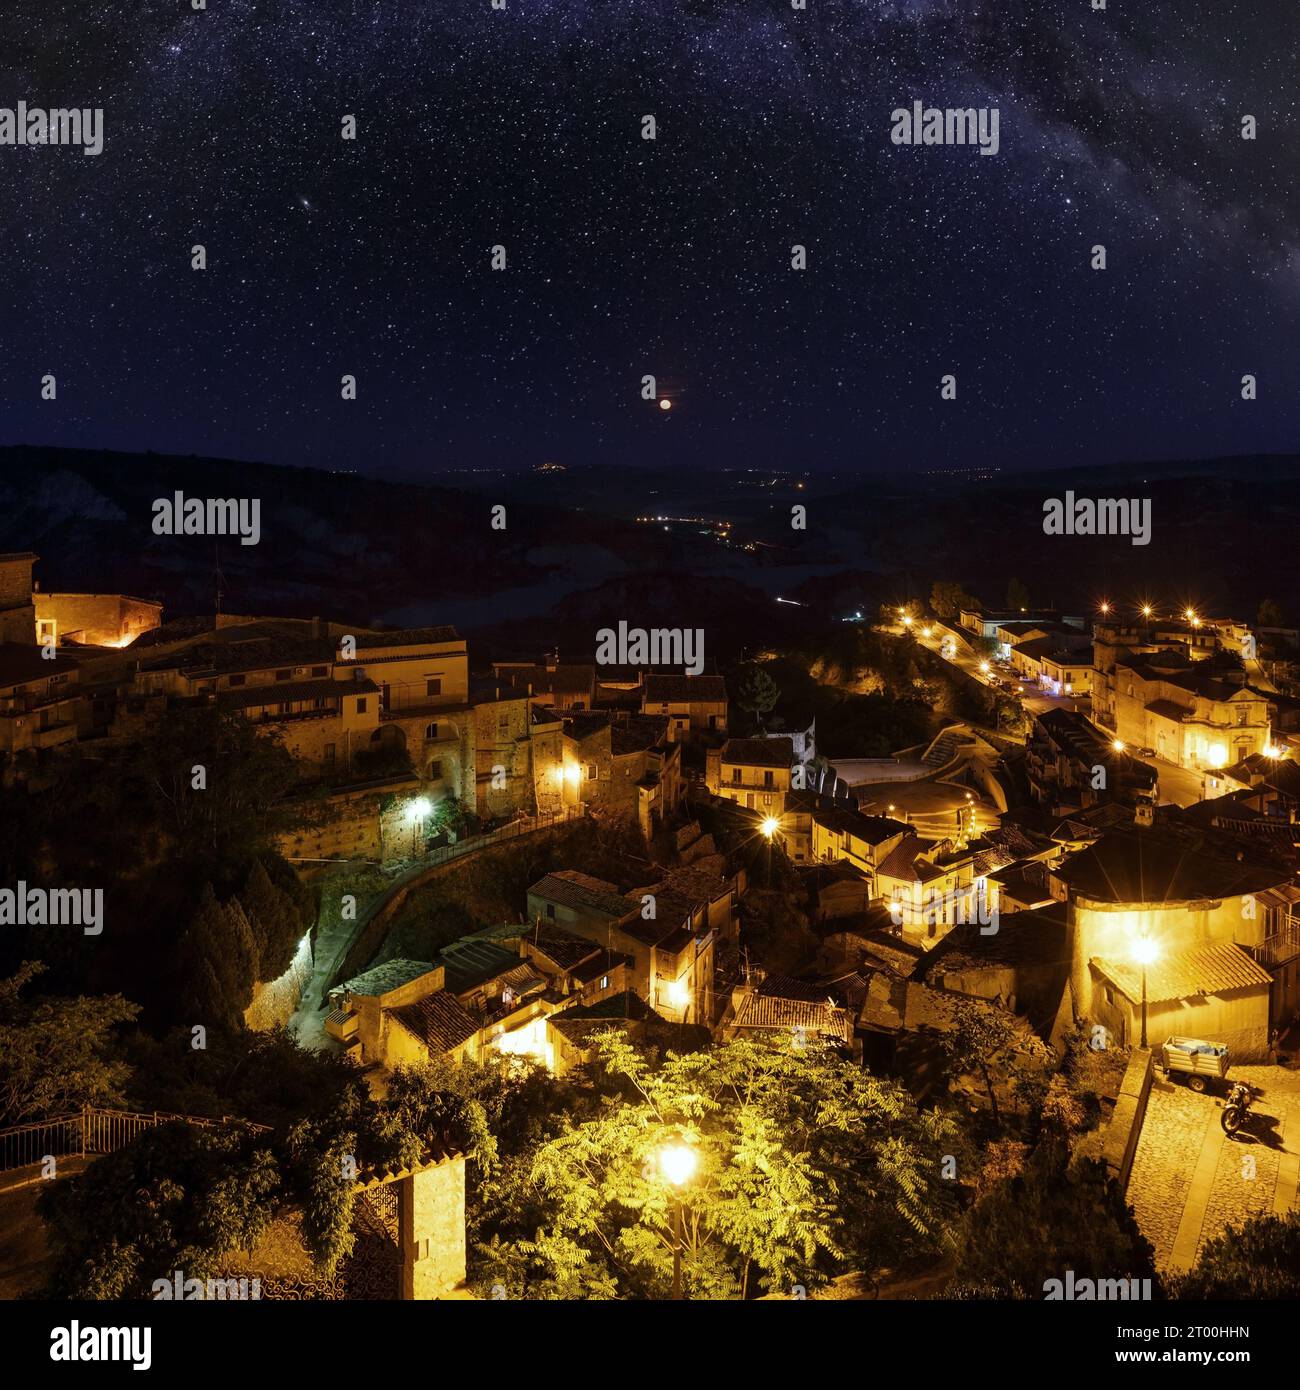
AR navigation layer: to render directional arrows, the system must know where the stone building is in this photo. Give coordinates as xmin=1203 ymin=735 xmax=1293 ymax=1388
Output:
xmin=33 ymin=591 xmax=163 ymax=648
xmin=640 ymin=673 xmax=728 ymax=741
xmin=0 ymin=552 xmax=37 ymax=644
xmin=706 ymin=736 xmax=795 ymax=816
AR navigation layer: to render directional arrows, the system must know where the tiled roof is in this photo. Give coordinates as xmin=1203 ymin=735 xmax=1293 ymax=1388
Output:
xmin=529 ymin=870 xmax=632 ymax=919
xmin=720 ymin=737 xmax=793 ymax=767
xmin=1146 ymin=698 xmax=1190 ymax=721
xmin=611 ymin=714 xmax=670 ymax=754
xmin=643 ymin=674 xmax=727 ymax=703
xmin=435 ymin=938 xmax=524 ymax=995
xmin=342 ymin=959 xmax=437 ymax=998
xmin=0 ymin=643 xmax=79 ymax=687
xmin=390 ymin=992 xmax=480 ymax=1054
xmin=1055 ymin=829 xmax=1285 ymax=903
xmin=1091 ymin=943 xmax=1272 ymax=1004
xmin=732 ymin=993 xmax=853 ymax=1041
xmin=529 ymin=929 xmax=603 ymax=970
xmin=220 ymin=677 xmax=377 ymax=709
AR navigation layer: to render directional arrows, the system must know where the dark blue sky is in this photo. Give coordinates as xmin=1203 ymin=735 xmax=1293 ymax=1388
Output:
xmin=1 ymin=0 xmax=1297 ymax=477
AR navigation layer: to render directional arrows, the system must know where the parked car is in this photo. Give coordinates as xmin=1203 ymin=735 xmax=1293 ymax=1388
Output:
xmin=1158 ymin=1036 xmax=1230 ymax=1093
xmin=1136 ymin=746 xmax=1156 ymax=757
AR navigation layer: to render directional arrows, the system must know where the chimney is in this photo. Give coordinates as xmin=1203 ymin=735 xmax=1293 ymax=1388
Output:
xmin=312 ymin=615 xmax=326 ymax=640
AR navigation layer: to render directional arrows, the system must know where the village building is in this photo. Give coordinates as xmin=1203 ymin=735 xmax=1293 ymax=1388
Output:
xmin=705 ymin=736 xmax=796 ymax=816
xmin=1026 ymin=708 xmax=1158 ymax=814
xmin=1052 ymin=827 xmax=1298 ymax=1056
xmin=640 ymin=673 xmax=728 ymax=741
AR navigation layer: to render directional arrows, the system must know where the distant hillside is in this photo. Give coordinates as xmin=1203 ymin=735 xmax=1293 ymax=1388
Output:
xmin=0 ymin=446 xmax=717 ymax=628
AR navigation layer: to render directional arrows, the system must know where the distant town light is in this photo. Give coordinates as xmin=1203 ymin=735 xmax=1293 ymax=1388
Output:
xmin=1099 ymin=601 xmax=1110 ymax=615
xmin=760 ymin=816 xmax=780 ymax=839
xmin=902 ymin=615 xmax=914 ymax=627
xmin=1141 ymin=605 xmax=1153 ymax=618
xmin=1112 ymin=739 xmax=1125 ymax=753
xmin=979 ymin=661 xmax=990 ymax=673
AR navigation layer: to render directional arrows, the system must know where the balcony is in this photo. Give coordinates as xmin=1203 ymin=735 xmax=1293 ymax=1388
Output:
xmin=1257 ymin=928 xmax=1300 ymax=969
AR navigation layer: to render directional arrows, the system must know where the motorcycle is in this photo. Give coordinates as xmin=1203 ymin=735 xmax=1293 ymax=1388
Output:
xmin=1221 ymin=1081 xmax=1255 ymax=1136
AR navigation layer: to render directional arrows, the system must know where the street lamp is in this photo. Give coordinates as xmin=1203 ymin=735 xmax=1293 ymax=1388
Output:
xmin=407 ymin=796 xmax=432 ymax=855
xmin=658 ymin=1142 xmax=698 ymax=1300
xmin=1132 ymin=936 xmax=1159 ymax=1049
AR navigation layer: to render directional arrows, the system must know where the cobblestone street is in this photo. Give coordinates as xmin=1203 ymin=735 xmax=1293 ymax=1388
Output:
xmin=1127 ymin=1065 xmax=1300 ymax=1271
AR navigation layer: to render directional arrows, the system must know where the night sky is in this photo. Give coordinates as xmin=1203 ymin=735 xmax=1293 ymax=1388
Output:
xmin=1 ymin=0 xmax=1297 ymax=476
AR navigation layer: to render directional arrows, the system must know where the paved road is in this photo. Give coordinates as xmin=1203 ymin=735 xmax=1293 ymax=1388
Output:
xmin=889 ymin=620 xmax=1211 ymax=808
xmin=1127 ymin=1064 xmax=1300 ymax=1271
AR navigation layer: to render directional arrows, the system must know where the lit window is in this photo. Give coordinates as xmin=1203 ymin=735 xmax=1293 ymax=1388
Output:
xmin=600 ymin=975 xmax=609 ymax=990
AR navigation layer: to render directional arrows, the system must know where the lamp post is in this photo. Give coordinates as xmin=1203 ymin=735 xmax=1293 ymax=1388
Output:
xmin=407 ymin=796 xmax=432 ymax=856
xmin=1132 ymin=936 xmax=1159 ymax=1049
xmin=761 ymin=816 xmax=780 ymax=887
xmin=658 ymin=1142 xmax=698 ymax=1300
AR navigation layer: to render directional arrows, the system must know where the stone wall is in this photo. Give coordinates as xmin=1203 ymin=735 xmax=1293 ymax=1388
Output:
xmin=34 ymin=592 xmax=162 ymax=647
xmin=244 ymin=934 xmax=314 ymax=1031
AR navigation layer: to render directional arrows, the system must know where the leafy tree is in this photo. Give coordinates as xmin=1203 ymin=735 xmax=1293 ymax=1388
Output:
xmin=0 ymin=962 xmax=138 ymax=1127
xmin=241 ymin=859 xmax=304 ymax=982
xmin=951 ymin=1137 xmax=1157 ymax=1297
xmin=930 ymin=581 xmax=980 ymax=623
xmin=480 ymin=1033 xmax=961 ymax=1299
xmin=936 ymin=997 xmax=1034 ymax=1124
xmin=1005 ymin=578 xmax=1030 ymax=610
xmin=133 ymin=705 xmax=303 ymax=883
xmin=38 ymin=1122 xmax=280 ymax=1298
xmin=734 ymin=664 xmax=780 ymax=733
xmin=178 ymin=885 xmax=250 ymax=1030
xmin=1167 ymin=1210 xmax=1300 ymax=1298
xmin=1257 ymin=598 xmax=1285 ymax=630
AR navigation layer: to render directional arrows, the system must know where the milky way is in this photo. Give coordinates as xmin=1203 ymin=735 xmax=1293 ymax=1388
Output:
xmin=0 ymin=0 xmax=1296 ymax=474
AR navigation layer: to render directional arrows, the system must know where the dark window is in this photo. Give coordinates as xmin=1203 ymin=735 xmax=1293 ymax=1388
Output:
xmin=312 ymin=665 xmax=327 ymax=677
xmin=731 ymin=768 xmax=741 ymax=784
xmin=228 ymin=674 xmax=246 ymax=688
xmin=428 ymin=760 xmax=442 ymax=780
xmin=356 ymin=697 xmax=368 ymax=714
xmin=324 ymin=744 xmax=336 ymax=763
xmin=276 ymin=669 xmax=292 ymax=681
xmin=545 ymin=904 xmax=555 ymax=919
xmin=426 ymin=678 xmax=442 ymax=697
xmin=763 ymin=770 xmax=774 ymax=788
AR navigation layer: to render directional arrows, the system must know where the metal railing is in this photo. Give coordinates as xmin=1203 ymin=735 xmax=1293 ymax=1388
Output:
xmin=0 ymin=1107 xmax=270 ymax=1174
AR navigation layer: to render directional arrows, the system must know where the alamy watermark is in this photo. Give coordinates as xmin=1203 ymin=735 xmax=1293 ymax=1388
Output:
xmin=890 ymin=101 xmax=1000 ymax=156
xmin=0 ymin=103 xmax=103 ymax=156
xmin=1043 ymin=1270 xmax=1152 ymax=1301
xmin=595 ymin=621 xmax=704 ymax=675
xmin=889 ymin=880 xmax=998 ymax=935
xmin=0 ymin=883 xmax=102 ymax=935
xmin=152 ymin=1270 xmax=262 ymax=1300
xmin=1042 ymin=492 xmax=1150 ymax=547
xmin=152 ymin=492 xmax=261 ymax=546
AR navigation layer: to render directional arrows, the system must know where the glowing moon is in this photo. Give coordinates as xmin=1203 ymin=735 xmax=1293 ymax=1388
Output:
xmin=659 ymin=398 xmax=672 ymax=410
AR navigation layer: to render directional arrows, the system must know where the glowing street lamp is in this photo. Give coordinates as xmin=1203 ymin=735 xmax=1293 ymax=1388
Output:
xmin=1132 ymin=935 xmax=1159 ymax=1049
xmin=1141 ymin=604 xmax=1153 ymax=620
xmin=979 ymin=660 xmax=991 ymax=675
xmin=407 ymin=796 xmax=433 ymax=854
xmin=1099 ymin=601 xmax=1110 ymax=616
xmin=657 ymin=1142 xmax=698 ymax=1299
xmin=761 ymin=816 xmax=780 ymax=840
xmin=1112 ymin=739 xmax=1125 ymax=753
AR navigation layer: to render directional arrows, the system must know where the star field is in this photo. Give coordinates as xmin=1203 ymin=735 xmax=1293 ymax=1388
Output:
xmin=0 ymin=0 xmax=1297 ymax=475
